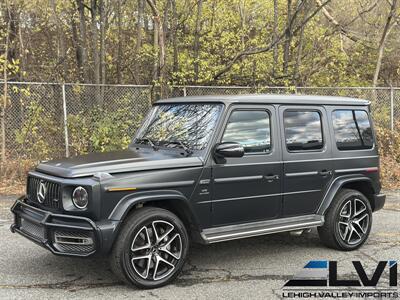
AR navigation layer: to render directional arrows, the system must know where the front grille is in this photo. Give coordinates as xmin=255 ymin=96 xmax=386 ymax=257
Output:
xmin=27 ymin=176 xmax=62 ymax=209
xmin=20 ymin=218 xmax=45 ymax=240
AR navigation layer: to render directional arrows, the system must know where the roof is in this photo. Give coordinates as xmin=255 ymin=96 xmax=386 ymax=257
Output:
xmin=156 ymin=94 xmax=370 ymax=106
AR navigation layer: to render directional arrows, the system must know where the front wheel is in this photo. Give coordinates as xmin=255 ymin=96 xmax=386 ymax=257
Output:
xmin=110 ymin=207 xmax=189 ymax=289
xmin=318 ymin=189 xmax=372 ymax=251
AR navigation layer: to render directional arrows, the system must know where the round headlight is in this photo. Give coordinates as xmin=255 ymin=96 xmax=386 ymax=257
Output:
xmin=72 ymin=186 xmax=88 ymax=209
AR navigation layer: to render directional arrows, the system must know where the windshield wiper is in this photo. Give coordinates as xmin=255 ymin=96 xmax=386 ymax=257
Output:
xmin=164 ymin=140 xmax=193 ymax=156
xmin=135 ymin=137 xmax=158 ymax=151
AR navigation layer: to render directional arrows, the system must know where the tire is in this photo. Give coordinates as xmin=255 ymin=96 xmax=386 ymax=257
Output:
xmin=318 ymin=188 xmax=372 ymax=251
xmin=110 ymin=207 xmax=189 ymax=289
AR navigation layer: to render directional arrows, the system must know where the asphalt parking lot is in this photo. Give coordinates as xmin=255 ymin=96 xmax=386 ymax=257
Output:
xmin=0 ymin=191 xmax=399 ymax=300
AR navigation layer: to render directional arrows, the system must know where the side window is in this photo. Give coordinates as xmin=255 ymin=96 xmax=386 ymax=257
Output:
xmin=284 ymin=110 xmax=324 ymax=151
xmin=332 ymin=110 xmax=374 ymax=150
xmin=355 ymin=111 xmax=374 ymax=148
xmin=222 ymin=110 xmax=271 ymax=153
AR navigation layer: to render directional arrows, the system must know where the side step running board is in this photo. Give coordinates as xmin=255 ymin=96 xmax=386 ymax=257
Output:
xmin=201 ymin=214 xmax=324 ymax=243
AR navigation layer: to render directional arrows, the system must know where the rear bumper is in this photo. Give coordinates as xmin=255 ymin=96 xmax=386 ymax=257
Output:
xmin=373 ymin=193 xmax=386 ymax=212
xmin=10 ymin=198 xmax=117 ymax=257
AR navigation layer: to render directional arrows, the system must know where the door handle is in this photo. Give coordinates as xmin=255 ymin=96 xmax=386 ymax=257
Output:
xmin=319 ymin=170 xmax=332 ymax=176
xmin=264 ymin=174 xmax=280 ymax=181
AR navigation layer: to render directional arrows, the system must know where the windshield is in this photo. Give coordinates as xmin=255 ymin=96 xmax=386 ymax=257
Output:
xmin=134 ymin=103 xmax=223 ymax=151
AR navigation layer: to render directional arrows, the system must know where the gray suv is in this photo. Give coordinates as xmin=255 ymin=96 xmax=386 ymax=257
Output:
xmin=10 ymin=95 xmax=386 ymax=288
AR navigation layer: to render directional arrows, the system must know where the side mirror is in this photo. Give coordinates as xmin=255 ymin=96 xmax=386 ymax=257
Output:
xmin=214 ymin=142 xmax=245 ymax=160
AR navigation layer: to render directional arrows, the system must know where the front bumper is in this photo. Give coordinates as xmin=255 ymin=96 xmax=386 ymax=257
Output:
xmin=10 ymin=198 xmax=112 ymax=257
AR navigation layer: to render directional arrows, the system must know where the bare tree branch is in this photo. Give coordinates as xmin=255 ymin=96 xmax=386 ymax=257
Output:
xmin=344 ymin=0 xmax=378 ymax=28
xmin=373 ymin=0 xmax=398 ymax=87
xmin=315 ymin=0 xmax=370 ymax=44
xmin=213 ymin=0 xmax=332 ymax=80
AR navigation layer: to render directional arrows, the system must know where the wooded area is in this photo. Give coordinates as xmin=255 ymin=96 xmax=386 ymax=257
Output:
xmin=1 ymin=0 xmax=400 ymax=93
xmin=1 ymin=0 xmax=400 ymax=193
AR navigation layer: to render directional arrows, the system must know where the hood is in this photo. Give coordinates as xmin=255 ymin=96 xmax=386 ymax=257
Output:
xmin=36 ymin=149 xmax=204 ymax=178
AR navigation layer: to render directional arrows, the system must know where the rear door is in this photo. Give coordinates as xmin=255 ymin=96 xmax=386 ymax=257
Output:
xmin=279 ymin=105 xmax=333 ymax=217
xmin=211 ymin=104 xmax=283 ymax=226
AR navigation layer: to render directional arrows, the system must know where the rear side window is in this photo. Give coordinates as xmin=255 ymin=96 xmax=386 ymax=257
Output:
xmin=284 ymin=110 xmax=324 ymax=151
xmin=222 ymin=110 xmax=271 ymax=153
xmin=332 ymin=110 xmax=374 ymax=150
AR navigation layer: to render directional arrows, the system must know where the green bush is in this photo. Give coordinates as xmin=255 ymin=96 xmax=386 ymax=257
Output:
xmin=15 ymin=101 xmax=144 ymax=160
xmin=15 ymin=100 xmax=63 ymax=160
xmin=68 ymin=107 xmax=143 ymax=155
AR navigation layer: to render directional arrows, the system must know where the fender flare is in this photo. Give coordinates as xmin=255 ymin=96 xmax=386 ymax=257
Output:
xmin=108 ymin=189 xmax=197 ymax=223
xmin=317 ymin=175 xmax=376 ymax=215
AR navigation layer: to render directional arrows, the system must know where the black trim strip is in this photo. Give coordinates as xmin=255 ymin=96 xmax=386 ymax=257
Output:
xmin=214 ymin=175 xmax=263 ymax=183
xmin=108 ymin=180 xmax=195 ymax=190
xmin=197 ymin=189 xmax=321 ymax=204
xmin=285 ymin=171 xmax=319 ymax=177
xmin=210 ymin=193 xmax=280 ymax=204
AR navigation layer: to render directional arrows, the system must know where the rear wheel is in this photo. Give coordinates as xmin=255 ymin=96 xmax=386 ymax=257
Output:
xmin=318 ymin=189 xmax=372 ymax=251
xmin=110 ymin=207 xmax=189 ymax=289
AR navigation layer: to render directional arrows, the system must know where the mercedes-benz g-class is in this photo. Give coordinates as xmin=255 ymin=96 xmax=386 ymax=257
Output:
xmin=11 ymin=95 xmax=385 ymax=288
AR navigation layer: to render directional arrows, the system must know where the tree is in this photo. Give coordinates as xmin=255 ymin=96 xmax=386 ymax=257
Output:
xmin=212 ymin=0 xmax=332 ymax=80
xmin=272 ymin=0 xmax=279 ymax=77
xmin=50 ymin=0 xmax=67 ymax=81
xmin=145 ymin=0 xmax=168 ymax=98
xmin=2 ymin=0 xmax=400 ymax=88
xmin=75 ymin=0 xmax=90 ymax=83
xmin=373 ymin=0 xmax=398 ymax=87
xmin=193 ymin=0 xmax=203 ymax=82
xmin=1 ymin=0 xmax=11 ymax=166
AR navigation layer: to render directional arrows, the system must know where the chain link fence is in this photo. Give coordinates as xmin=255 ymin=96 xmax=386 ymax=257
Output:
xmin=1 ymin=82 xmax=399 ymax=162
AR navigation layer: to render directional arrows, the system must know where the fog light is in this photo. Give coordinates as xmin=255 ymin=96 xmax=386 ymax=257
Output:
xmin=72 ymin=186 xmax=88 ymax=209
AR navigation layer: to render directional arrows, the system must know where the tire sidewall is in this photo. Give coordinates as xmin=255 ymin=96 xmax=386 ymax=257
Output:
xmin=120 ymin=209 xmax=189 ymax=289
xmin=332 ymin=191 xmax=372 ymax=250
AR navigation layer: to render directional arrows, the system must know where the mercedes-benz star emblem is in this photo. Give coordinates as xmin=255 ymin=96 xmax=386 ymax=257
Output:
xmin=37 ymin=181 xmax=47 ymax=203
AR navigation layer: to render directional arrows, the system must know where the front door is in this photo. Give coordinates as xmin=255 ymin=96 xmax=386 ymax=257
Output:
xmin=211 ymin=105 xmax=283 ymax=226
xmin=279 ymin=106 xmax=333 ymax=217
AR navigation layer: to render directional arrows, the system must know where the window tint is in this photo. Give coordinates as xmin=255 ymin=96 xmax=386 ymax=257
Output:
xmin=284 ymin=110 xmax=323 ymax=151
xmin=332 ymin=110 xmax=373 ymax=150
xmin=222 ymin=110 xmax=271 ymax=153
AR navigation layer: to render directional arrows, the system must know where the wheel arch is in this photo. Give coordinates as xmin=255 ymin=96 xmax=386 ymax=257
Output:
xmin=105 ymin=190 xmax=202 ymax=253
xmin=317 ymin=176 xmax=377 ymax=215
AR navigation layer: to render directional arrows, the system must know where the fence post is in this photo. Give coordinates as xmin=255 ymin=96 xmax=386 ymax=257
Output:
xmin=62 ymin=83 xmax=70 ymax=157
xmin=183 ymin=86 xmax=187 ymax=97
xmin=390 ymin=86 xmax=394 ymax=132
